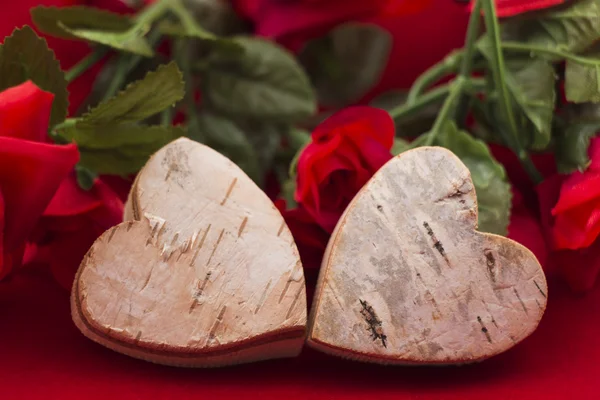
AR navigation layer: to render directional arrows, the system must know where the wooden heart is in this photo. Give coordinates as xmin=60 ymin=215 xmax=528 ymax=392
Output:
xmin=307 ymin=147 xmax=547 ymax=365
xmin=72 ymin=138 xmax=307 ymax=367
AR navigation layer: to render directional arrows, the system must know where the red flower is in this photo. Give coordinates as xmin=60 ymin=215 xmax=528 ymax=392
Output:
xmin=234 ymin=0 xmax=434 ymax=48
xmin=550 ymin=139 xmax=600 ymax=250
xmin=29 ymin=175 xmax=126 ymax=290
xmin=294 ymin=106 xmax=394 ymax=233
xmin=275 ymin=199 xmax=329 ymax=269
xmin=0 ymin=81 xmax=79 ymax=279
xmin=478 ymin=0 xmax=568 ymax=17
xmin=535 ymin=138 xmax=600 ymax=292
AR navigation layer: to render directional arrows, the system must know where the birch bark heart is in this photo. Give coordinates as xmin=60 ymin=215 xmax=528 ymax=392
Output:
xmin=307 ymin=147 xmax=548 ymax=365
xmin=72 ymin=138 xmax=307 ymax=367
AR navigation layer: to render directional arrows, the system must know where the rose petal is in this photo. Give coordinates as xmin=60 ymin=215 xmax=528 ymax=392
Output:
xmin=0 ymin=81 xmax=54 ymax=143
xmin=0 ymin=138 xmax=79 ymax=251
xmin=44 ymin=174 xmax=103 ymax=217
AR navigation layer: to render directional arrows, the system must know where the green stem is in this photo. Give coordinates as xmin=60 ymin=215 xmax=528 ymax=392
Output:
xmin=425 ymin=77 xmax=466 ymax=146
xmin=102 ymin=55 xmax=129 ymax=102
xmin=502 ymin=41 xmax=595 ymax=65
xmin=135 ymin=0 xmax=171 ymax=26
xmin=102 ymin=29 xmax=163 ymax=102
xmin=481 ymin=0 xmax=542 ymax=183
xmin=389 ymin=84 xmax=451 ymax=121
xmin=65 ymin=47 xmax=109 ymax=83
xmin=406 ymin=50 xmax=463 ymax=104
xmin=389 ymin=78 xmax=486 ymax=123
xmin=161 ymin=107 xmax=173 ymax=127
xmin=455 ymin=0 xmax=482 ymax=124
xmin=175 ymin=39 xmax=202 ymax=140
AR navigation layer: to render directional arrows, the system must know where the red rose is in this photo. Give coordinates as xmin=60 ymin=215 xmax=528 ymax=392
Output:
xmin=294 ymin=106 xmax=394 ymax=233
xmin=536 ymin=138 xmax=600 ymax=291
xmin=275 ymin=199 xmax=329 ymax=269
xmin=233 ymin=0 xmax=434 ymax=46
xmin=472 ymin=0 xmax=568 ymax=17
xmin=550 ymin=138 xmax=600 ymax=250
xmin=0 ymin=81 xmax=79 ymax=279
xmin=29 ymin=175 xmax=125 ymax=289
xmin=234 ymin=0 xmax=468 ymax=92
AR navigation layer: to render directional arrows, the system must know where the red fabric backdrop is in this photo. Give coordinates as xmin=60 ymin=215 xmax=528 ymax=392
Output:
xmin=1 ymin=265 xmax=598 ymax=399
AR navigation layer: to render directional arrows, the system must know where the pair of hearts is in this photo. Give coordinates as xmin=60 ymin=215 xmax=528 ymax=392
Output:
xmin=72 ymin=138 xmax=547 ymax=367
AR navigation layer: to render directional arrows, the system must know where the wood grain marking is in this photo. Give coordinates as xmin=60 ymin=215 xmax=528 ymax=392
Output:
xmin=477 ymin=316 xmax=492 ymax=343
xmin=279 ymin=279 xmax=293 ymax=304
xmin=126 ymin=221 xmax=134 ymax=232
xmin=326 ymin=281 xmax=345 ymax=310
xmin=190 ymin=224 xmax=211 ymax=266
xmin=277 ymin=221 xmax=286 ymax=237
xmin=140 ymin=267 xmax=153 ymax=291
xmin=207 ymin=229 xmax=225 ymax=266
xmin=107 ymin=228 xmax=117 ymax=243
xmin=513 ymin=288 xmax=528 ymax=314
xmin=207 ymin=306 xmax=227 ymax=342
xmin=285 ymin=286 xmax=304 ymax=319
xmin=255 ymin=280 xmax=272 ymax=314
xmin=188 ymin=300 xmax=199 ymax=314
xmin=238 ymin=216 xmax=248 ymax=237
xmin=536 ymin=299 xmax=543 ymax=309
xmin=534 ymin=280 xmax=547 ymax=298
xmin=134 ymin=331 xmax=142 ymax=344
xmin=423 ymin=221 xmax=451 ymax=266
xmin=220 ymin=178 xmax=238 ymax=206
xmin=491 ymin=317 xmax=499 ymax=329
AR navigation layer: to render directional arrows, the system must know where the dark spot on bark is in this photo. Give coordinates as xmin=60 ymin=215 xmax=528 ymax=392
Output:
xmin=377 ymin=205 xmax=383 ymax=212
xmin=423 ymin=222 xmax=450 ymax=265
xmin=359 ymin=299 xmax=387 ymax=348
xmin=484 ymin=249 xmax=496 ymax=282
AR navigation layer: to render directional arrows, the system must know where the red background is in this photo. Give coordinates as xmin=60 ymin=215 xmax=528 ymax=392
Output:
xmin=1 ymin=265 xmax=598 ymax=399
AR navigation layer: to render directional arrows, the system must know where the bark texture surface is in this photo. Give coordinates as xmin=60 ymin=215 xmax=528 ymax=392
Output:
xmin=72 ymin=138 xmax=307 ymax=367
xmin=308 ymin=147 xmax=547 ymax=365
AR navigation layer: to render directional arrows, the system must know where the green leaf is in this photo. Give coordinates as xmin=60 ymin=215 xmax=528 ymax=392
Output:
xmin=195 ymin=113 xmax=262 ymax=183
xmin=416 ymin=123 xmax=512 ymax=235
xmin=70 ymin=124 xmax=185 ymax=175
xmin=500 ymin=0 xmax=600 ymax=57
xmin=79 ymin=62 xmax=184 ymax=126
xmin=75 ymin=165 xmax=98 ymax=190
xmin=565 ymin=51 xmax=600 ymax=103
xmin=391 ymin=138 xmax=410 ymax=156
xmin=555 ymin=122 xmax=600 ymax=173
xmin=300 ymin=23 xmax=391 ymax=107
xmin=59 ymin=22 xmax=154 ymax=57
xmin=477 ymin=37 xmax=556 ymax=150
xmin=31 ymin=5 xmax=153 ymax=56
xmin=204 ymin=37 xmax=316 ymax=122
xmin=0 ymin=26 xmax=68 ymax=128
xmin=504 ymin=58 xmax=556 ymax=150
xmin=31 ymin=6 xmax=131 ymax=39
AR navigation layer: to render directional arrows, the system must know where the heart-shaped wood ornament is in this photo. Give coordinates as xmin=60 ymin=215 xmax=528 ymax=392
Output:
xmin=307 ymin=147 xmax=547 ymax=365
xmin=72 ymin=138 xmax=307 ymax=367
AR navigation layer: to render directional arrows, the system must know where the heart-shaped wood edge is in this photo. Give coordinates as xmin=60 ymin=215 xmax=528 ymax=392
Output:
xmin=72 ymin=138 xmax=307 ymax=367
xmin=71 ymin=223 xmax=307 ymax=367
xmin=306 ymin=147 xmax=548 ymax=365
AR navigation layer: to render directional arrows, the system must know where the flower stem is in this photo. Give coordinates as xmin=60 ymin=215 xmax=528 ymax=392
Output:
xmin=101 ymin=29 xmax=163 ymax=102
xmin=406 ymin=50 xmax=463 ymax=104
xmin=175 ymin=38 xmax=202 ymax=141
xmin=481 ymin=0 xmax=542 ymax=183
xmin=65 ymin=47 xmax=109 ymax=83
xmin=454 ymin=0 xmax=482 ymax=124
xmin=425 ymin=77 xmax=466 ymax=146
xmin=389 ymin=84 xmax=450 ymax=121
